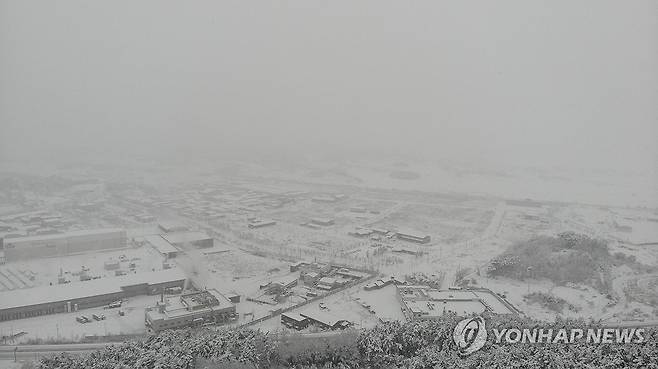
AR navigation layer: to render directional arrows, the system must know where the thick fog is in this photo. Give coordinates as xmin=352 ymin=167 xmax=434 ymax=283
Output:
xmin=1 ymin=0 xmax=656 ymax=174
xmin=4 ymin=4 xmax=658 ymax=357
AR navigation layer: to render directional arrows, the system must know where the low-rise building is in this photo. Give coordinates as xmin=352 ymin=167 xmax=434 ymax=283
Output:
xmin=310 ymin=218 xmax=335 ymax=226
xmin=145 ymin=235 xmax=179 ymax=258
xmin=301 ymin=271 xmax=321 ymax=285
xmin=335 ymin=268 xmax=368 ymax=280
xmin=161 ymin=231 xmax=213 ymax=248
xmin=348 ymin=228 xmax=373 ymax=238
xmin=225 ymin=292 xmax=241 ymax=304
xmin=395 ymin=229 xmax=431 ymax=244
xmin=392 ymin=247 xmax=420 ymax=255
xmin=281 ymin=312 xmax=309 ymax=330
xmin=300 ymin=311 xmax=351 ymax=330
xmin=266 ymin=276 xmax=299 ymax=295
xmin=371 ymin=228 xmax=389 ymax=235
xmin=317 ymin=277 xmax=338 ymax=290
xmin=145 ymin=289 xmax=236 ymax=332
xmin=248 ymin=219 xmax=277 ymax=229
xmin=281 ymin=276 xmax=299 ymax=288
xmin=290 ymin=261 xmax=309 ymax=272
xmin=299 ymin=262 xmax=332 ymax=275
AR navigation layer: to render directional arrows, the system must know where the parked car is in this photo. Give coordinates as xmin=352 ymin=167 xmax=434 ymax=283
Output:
xmin=319 ymin=303 xmax=327 ymax=310
xmin=92 ymin=314 xmax=106 ymax=321
xmin=76 ymin=316 xmax=90 ymax=323
xmin=106 ymin=300 xmax=122 ymax=309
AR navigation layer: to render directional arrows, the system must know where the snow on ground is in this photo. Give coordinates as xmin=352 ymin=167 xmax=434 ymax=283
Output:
xmin=2 ymin=165 xmax=657 ymax=345
xmin=251 ymin=283 xmax=382 ymax=333
xmin=0 ymin=362 xmax=22 ymax=369
xmin=0 ymin=295 xmax=158 ymax=344
xmin=353 ymin=284 xmax=406 ymax=322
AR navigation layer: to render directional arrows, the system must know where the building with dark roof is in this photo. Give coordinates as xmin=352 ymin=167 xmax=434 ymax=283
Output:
xmin=300 ymin=311 xmax=351 ymax=330
xmin=281 ymin=312 xmax=309 ymax=330
xmin=161 ymin=231 xmax=213 ymax=248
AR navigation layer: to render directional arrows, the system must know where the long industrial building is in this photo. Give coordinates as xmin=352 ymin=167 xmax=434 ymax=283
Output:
xmin=161 ymin=231 xmax=213 ymax=248
xmin=0 ymin=268 xmax=186 ymax=322
xmin=1 ymin=228 xmax=127 ymax=261
xmin=145 ymin=235 xmax=179 ymax=258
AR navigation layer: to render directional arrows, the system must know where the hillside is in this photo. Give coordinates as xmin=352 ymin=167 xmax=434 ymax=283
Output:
xmin=487 ymin=232 xmax=619 ymax=292
xmin=30 ymin=314 xmax=658 ymax=369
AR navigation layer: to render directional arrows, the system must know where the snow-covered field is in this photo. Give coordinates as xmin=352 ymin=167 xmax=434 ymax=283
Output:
xmin=1 ymin=160 xmax=657 ymax=342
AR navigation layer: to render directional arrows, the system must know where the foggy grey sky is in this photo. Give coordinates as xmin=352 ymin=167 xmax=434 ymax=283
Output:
xmin=1 ymin=1 xmax=656 ymax=172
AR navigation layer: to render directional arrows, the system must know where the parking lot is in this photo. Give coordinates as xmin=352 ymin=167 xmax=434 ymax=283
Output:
xmin=0 ymin=295 xmax=160 ymax=344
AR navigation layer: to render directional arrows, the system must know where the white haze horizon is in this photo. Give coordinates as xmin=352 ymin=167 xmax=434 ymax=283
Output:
xmin=1 ymin=0 xmax=656 ymax=206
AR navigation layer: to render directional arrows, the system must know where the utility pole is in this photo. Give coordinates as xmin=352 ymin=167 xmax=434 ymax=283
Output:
xmin=527 ymin=266 xmax=533 ymax=294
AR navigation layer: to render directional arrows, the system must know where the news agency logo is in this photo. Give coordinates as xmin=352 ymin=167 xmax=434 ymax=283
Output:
xmin=452 ymin=315 xmax=647 ymax=357
xmin=453 ymin=316 xmax=487 ymax=356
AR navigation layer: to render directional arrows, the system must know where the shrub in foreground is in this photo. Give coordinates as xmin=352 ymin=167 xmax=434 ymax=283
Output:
xmin=35 ymin=314 xmax=658 ymax=369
